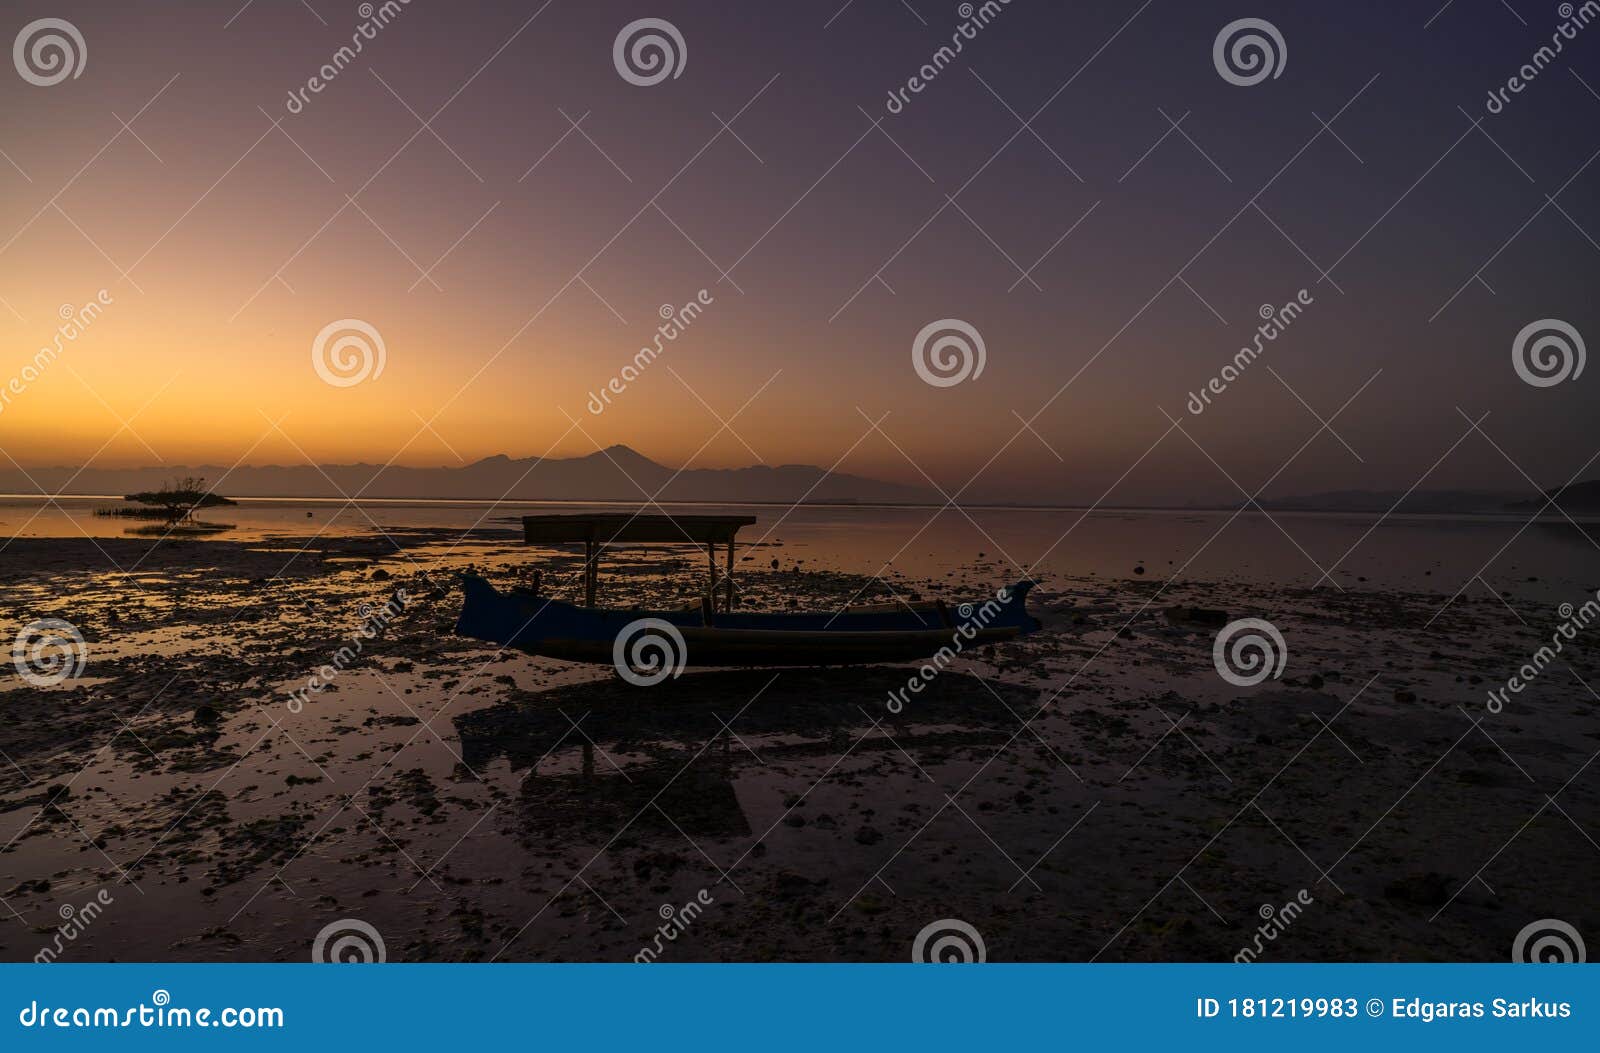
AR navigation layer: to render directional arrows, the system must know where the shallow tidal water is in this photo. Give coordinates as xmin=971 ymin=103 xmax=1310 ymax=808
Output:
xmin=1 ymin=500 xmax=1597 ymax=962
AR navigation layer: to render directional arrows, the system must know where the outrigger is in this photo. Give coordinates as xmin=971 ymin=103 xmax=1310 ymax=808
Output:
xmin=455 ymin=514 xmax=1041 ymax=669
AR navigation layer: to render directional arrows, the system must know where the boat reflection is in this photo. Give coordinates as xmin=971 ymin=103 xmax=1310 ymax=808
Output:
xmin=454 ymin=668 xmax=1040 ymax=843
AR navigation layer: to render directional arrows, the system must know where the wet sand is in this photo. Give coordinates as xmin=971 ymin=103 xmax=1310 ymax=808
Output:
xmin=2 ymin=526 xmax=1597 ymax=962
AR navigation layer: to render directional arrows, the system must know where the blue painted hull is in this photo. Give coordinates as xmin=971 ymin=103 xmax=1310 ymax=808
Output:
xmin=455 ymin=574 xmax=1041 ymax=667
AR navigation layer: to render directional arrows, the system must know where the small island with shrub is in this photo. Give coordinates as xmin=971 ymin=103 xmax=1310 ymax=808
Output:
xmin=95 ymin=476 xmax=238 ymax=535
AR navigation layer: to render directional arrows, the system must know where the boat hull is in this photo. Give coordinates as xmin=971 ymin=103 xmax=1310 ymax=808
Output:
xmin=454 ymin=574 xmax=1041 ymax=668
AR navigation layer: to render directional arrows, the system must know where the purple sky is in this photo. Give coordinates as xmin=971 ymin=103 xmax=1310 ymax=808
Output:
xmin=0 ymin=0 xmax=1596 ymax=504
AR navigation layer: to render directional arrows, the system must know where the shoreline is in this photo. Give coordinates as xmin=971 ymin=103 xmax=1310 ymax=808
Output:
xmin=6 ymin=493 xmax=1600 ymax=524
xmin=2 ymin=529 xmax=1595 ymax=962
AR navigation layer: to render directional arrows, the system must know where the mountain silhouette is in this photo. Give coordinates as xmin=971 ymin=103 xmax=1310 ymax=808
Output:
xmin=2 ymin=446 xmax=934 ymax=505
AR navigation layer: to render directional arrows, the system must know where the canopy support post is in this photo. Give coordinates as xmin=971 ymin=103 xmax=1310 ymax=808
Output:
xmin=725 ymin=536 xmax=736 ymax=610
xmin=706 ymin=541 xmax=717 ymax=611
xmin=584 ymin=537 xmax=598 ymax=608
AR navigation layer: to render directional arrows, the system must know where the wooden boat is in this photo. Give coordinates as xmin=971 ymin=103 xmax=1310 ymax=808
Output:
xmin=454 ymin=514 xmax=1041 ymax=670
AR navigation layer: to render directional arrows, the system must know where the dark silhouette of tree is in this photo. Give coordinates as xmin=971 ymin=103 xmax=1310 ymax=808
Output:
xmin=122 ymin=477 xmax=237 ymax=523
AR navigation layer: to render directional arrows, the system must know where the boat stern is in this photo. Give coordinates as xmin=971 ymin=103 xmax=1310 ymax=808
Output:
xmin=1002 ymin=579 xmax=1043 ymax=635
xmin=454 ymin=573 xmax=516 ymax=646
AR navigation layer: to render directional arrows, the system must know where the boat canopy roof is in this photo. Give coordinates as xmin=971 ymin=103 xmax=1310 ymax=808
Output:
xmin=521 ymin=513 xmax=757 ymax=546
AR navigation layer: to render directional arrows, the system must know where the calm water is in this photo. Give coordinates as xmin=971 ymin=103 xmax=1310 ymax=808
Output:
xmin=4 ymin=495 xmax=1597 ymax=603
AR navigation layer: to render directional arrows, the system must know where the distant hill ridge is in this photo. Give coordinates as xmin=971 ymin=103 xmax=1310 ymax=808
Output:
xmin=9 ymin=451 xmax=1599 ymax=512
xmin=1505 ymin=480 xmax=1600 ymax=514
xmin=1254 ymin=481 xmax=1600 ymax=515
xmin=1 ymin=445 xmax=935 ymax=505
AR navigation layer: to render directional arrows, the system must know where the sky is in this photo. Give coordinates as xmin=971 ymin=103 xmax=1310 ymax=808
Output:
xmin=0 ymin=0 xmax=1596 ymax=505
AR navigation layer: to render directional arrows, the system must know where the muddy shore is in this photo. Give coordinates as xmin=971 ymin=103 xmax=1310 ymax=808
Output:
xmin=2 ymin=527 xmax=1596 ymax=962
